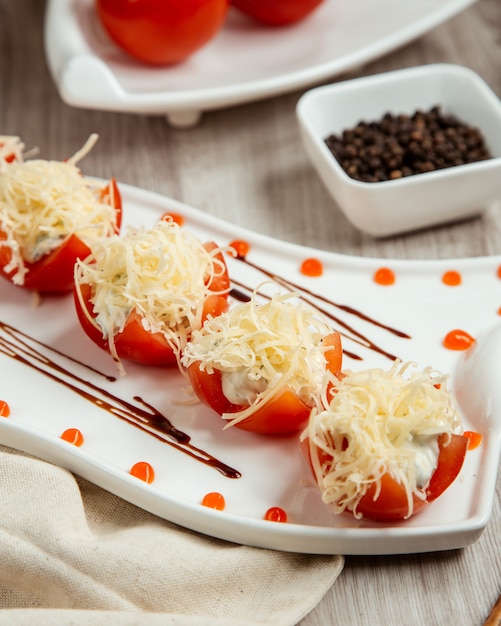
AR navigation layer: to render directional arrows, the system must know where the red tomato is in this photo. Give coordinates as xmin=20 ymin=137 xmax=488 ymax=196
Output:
xmin=187 ymin=331 xmax=342 ymax=435
xmin=302 ymin=432 xmax=468 ymax=522
xmin=74 ymin=241 xmax=230 ymax=367
xmin=95 ymin=0 xmax=229 ymax=66
xmin=231 ymin=0 xmax=324 ymax=26
xmin=0 ymin=178 xmax=122 ymax=294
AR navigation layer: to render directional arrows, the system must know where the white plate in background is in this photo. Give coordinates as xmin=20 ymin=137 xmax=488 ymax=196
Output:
xmin=44 ymin=0 xmax=478 ymax=126
xmin=0 ymin=181 xmax=499 ymax=555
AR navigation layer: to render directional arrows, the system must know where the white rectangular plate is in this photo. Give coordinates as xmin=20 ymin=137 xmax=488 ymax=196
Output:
xmin=44 ymin=0 xmax=478 ymax=125
xmin=0 ymin=181 xmax=499 ymax=555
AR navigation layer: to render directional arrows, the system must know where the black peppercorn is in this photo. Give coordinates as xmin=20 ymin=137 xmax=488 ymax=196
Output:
xmin=324 ymin=106 xmax=492 ymax=183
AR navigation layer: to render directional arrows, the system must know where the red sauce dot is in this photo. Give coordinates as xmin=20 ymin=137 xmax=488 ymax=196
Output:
xmin=201 ymin=492 xmax=226 ymax=510
xmin=463 ymin=430 xmax=482 ymax=450
xmin=373 ymin=267 xmax=395 ymax=285
xmin=443 ymin=329 xmax=476 ymax=351
xmin=498 ymin=306 xmax=501 ymax=316
xmin=264 ymin=507 xmax=288 ymax=523
xmin=442 ymin=270 xmax=462 ymax=286
xmin=130 ymin=461 xmax=155 ymax=484
xmin=497 ymin=265 xmax=501 ymax=279
xmin=300 ymin=257 xmax=323 ymax=277
xmin=229 ymin=239 xmax=250 ymax=258
xmin=0 ymin=400 xmax=10 ymax=417
xmin=60 ymin=428 xmax=84 ymax=447
xmin=160 ymin=212 xmax=184 ymax=226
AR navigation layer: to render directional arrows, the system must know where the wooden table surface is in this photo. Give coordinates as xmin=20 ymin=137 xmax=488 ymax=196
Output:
xmin=2 ymin=1 xmax=500 ymax=624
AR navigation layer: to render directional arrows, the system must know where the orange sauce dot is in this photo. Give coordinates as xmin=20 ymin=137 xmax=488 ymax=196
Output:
xmin=463 ymin=431 xmax=482 ymax=450
xmin=130 ymin=461 xmax=155 ymax=484
xmin=300 ymin=257 xmax=323 ymax=277
xmin=442 ymin=270 xmax=462 ymax=286
xmin=443 ymin=329 xmax=476 ymax=351
xmin=373 ymin=267 xmax=395 ymax=285
xmin=160 ymin=212 xmax=184 ymax=226
xmin=0 ymin=400 xmax=10 ymax=417
xmin=497 ymin=265 xmax=501 ymax=279
xmin=201 ymin=492 xmax=226 ymax=510
xmin=60 ymin=427 xmax=84 ymax=447
xmin=264 ymin=507 xmax=288 ymax=523
xmin=229 ymin=239 xmax=250 ymax=258
xmin=497 ymin=306 xmax=501 ymax=316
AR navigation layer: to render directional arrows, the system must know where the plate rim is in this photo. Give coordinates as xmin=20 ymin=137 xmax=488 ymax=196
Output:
xmin=0 ymin=181 xmax=499 ymax=555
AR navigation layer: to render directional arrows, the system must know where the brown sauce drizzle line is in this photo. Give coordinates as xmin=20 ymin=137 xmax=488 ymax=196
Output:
xmin=0 ymin=321 xmax=240 ymax=479
xmin=229 ymin=254 xmax=411 ymax=362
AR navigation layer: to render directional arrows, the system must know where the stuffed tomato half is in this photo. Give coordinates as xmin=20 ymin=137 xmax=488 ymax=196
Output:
xmin=74 ymin=217 xmax=230 ymax=374
xmin=301 ymin=360 xmax=470 ymax=522
xmin=181 ymin=289 xmax=343 ymax=435
xmin=0 ymin=135 xmax=121 ymax=293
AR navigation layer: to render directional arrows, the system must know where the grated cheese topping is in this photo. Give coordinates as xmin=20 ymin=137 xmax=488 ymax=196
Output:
xmin=0 ymin=134 xmax=118 ymax=285
xmin=181 ymin=288 xmax=335 ymax=427
xmin=302 ymin=360 xmax=463 ymax=519
xmin=74 ymin=218 xmax=229 ymax=374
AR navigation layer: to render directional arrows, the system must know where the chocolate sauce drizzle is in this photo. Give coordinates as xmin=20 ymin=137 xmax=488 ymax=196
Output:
xmin=230 ymin=254 xmax=411 ymax=362
xmin=0 ymin=321 xmax=240 ymax=478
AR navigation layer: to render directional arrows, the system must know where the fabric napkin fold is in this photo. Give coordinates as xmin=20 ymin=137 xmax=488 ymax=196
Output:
xmin=0 ymin=445 xmax=343 ymax=625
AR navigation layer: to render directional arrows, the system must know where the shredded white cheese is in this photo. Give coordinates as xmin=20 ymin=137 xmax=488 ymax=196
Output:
xmin=74 ymin=218 xmax=229 ymax=374
xmin=302 ymin=360 xmax=463 ymax=519
xmin=181 ymin=288 xmax=336 ymax=427
xmin=0 ymin=134 xmax=118 ymax=285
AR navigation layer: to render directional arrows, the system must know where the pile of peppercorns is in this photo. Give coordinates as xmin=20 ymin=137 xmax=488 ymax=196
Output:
xmin=324 ymin=105 xmax=492 ymax=183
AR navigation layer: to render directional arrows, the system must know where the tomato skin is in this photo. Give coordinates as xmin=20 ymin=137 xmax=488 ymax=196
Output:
xmin=75 ymin=282 xmax=184 ymax=366
xmin=95 ymin=0 xmax=229 ymax=66
xmin=187 ymin=331 xmax=342 ymax=435
xmin=235 ymin=387 xmax=311 ymax=434
xmin=74 ymin=241 xmax=230 ymax=367
xmin=202 ymin=240 xmax=231 ymax=296
xmin=302 ymin=432 xmax=468 ymax=522
xmin=188 ymin=362 xmax=312 ymax=434
xmin=18 ymin=234 xmax=93 ymax=294
xmin=354 ymin=472 xmax=429 ymax=522
xmin=101 ymin=177 xmax=122 ymax=234
xmin=425 ymin=433 xmax=469 ymax=503
xmin=0 ymin=178 xmax=121 ymax=294
xmin=188 ymin=364 xmax=243 ymax=415
xmin=231 ymin=0 xmax=324 ymax=26
xmin=109 ymin=311 xmax=180 ymax=367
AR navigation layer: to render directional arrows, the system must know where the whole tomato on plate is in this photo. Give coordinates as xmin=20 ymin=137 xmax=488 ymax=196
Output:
xmin=231 ymin=0 xmax=324 ymax=26
xmin=95 ymin=0 xmax=229 ymax=66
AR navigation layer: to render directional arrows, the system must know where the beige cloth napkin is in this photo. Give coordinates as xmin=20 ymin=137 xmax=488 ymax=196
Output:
xmin=0 ymin=444 xmax=343 ymax=625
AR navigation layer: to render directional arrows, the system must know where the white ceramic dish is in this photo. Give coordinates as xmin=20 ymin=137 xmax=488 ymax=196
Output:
xmin=297 ymin=64 xmax=501 ymax=237
xmin=44 ymin=0 xmax=478 ymax=126
xmin=0 ymin=182 xmax=500 ymax=555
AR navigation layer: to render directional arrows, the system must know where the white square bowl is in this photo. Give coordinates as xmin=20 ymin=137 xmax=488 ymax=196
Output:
xmin=296 ymin=64 xmax=501 ymax=237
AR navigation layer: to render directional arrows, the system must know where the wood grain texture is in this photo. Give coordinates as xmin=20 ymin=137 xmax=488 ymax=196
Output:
xmin=1 ymin=1 xmax=500 ymax=625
